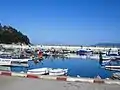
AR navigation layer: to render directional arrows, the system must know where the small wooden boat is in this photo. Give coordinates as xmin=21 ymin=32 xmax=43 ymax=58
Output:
xmin=27 ymin=68 xmax=50 ymax=75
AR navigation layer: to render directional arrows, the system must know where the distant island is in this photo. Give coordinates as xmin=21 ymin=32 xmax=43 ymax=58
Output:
xmin=93 ymin=43 xmax=120 ymax=47
xmin=0 ymin=23 xmax=30 ymax=44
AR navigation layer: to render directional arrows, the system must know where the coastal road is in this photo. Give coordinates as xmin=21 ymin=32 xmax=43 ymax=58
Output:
xmin=0 ymin=76 xmax=120 ymax=90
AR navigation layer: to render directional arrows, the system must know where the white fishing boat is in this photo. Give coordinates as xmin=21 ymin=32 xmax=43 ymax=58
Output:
xmin=0 ymin=58 xmax=29 ymax=67
xmin=0 ymin=57 xmax=31 ymax=63
xmin=11 ymin=58 xmax=31 ymax=63
xmin=0 ymin=58 xmax=11 ymax=65
xmin=105 ymin=66 xmax=120 ymax=71
xmin=102 ymin=56 xmax=111 ymax=60
xmin=49 ymin=68 xmax=68 ymax=76
xmin=27 ymin=68 xmax=50 ymax=75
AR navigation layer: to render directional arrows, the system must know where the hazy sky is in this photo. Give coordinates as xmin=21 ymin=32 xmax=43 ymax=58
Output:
xmin=0 ymin=0 xmax=120 ymax=45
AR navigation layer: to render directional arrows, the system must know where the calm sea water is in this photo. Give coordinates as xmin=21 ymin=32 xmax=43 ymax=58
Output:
xmin=11 ymin=58 xmax=116 ymax=79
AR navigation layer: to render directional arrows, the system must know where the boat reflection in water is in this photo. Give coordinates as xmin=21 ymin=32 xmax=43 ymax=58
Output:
xmin=104 ymin=60 xmax=120 ymax=71
xmin=0 ymin=65 xmax=11 ymax=71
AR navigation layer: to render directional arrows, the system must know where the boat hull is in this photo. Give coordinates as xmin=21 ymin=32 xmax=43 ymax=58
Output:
xmin=27 ymin=71 xmax=48 ymax=75
xmin=105 ymin=66 xmax=120 ymax=71
xmin=49 ymin=72 xmax=66 ymax=76
xmin=0 ymin=58 xmax=30 ymax=63
xmin=27 ymin=68 xmax=50 ymax=75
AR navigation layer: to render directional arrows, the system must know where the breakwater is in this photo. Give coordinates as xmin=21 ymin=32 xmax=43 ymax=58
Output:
xmin=1 ymin=44 xmax=119 ymax=51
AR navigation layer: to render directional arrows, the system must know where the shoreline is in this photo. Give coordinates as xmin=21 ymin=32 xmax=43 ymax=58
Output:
xmin=0 ymin=71 xmax=120 ymax=85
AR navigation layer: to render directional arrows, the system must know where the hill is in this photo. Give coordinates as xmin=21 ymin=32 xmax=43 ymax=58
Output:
xmin=0 ymin=23 xmax=30 ymax=44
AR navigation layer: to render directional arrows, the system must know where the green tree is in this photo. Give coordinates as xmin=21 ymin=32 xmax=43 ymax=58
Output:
xmin=0 ymin=24 xmax=30 ymax=44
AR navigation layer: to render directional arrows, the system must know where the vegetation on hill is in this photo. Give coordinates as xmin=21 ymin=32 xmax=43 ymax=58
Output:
xmin=0 ymin=23 xmax=30 ymax=44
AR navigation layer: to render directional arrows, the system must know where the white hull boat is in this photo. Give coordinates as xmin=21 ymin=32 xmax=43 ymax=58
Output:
xmin=105 ymin=66 xmax=120 ymax=71
xmin=102 ymin=56 xmax=111 ymax=60
xmin=105 ymin=66 xmax=120 ymax=68
xmin=0 ymin=58 xmax=29 ymax=67
xmin=49 ymin=68 xmax=68 ymax=76
xmin=0 ymin=58 xmax=31 ymax=63
xmin=13 ymin=58 xmax=31 ymax=63
xmin=27 ymin=68 xmax=50 ymax=75
xmin=105 ymin=68 xmax=120 ymax=71
xmin=0 ymin=58 xmax=11 ymax=65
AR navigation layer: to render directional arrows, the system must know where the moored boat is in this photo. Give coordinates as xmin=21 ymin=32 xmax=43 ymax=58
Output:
xmin=0 ymin=58 xmax=31 ymax=63
xmin=102 ymin=56 xmax=111 ymax=60
xmin=0 ymin=58 xmax=11 ymax=65
xmin=105 ymin=66 xmax=120 ymax=71
xmin=27 ymin=68 xmax=50 ymax=75
xmin=0 ymin=58 xmax=29 ymax=67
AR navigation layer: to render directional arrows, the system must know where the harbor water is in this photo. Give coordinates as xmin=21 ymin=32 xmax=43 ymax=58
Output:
xmin=9 ymin=58 xmax=116 ymax=79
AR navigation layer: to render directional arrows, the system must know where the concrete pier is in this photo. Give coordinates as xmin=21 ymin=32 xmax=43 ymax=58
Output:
xmin=0 ymin=75 xmax=120 ymax=90
xmin=0 ymin=71 xmax=120 ymax=85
